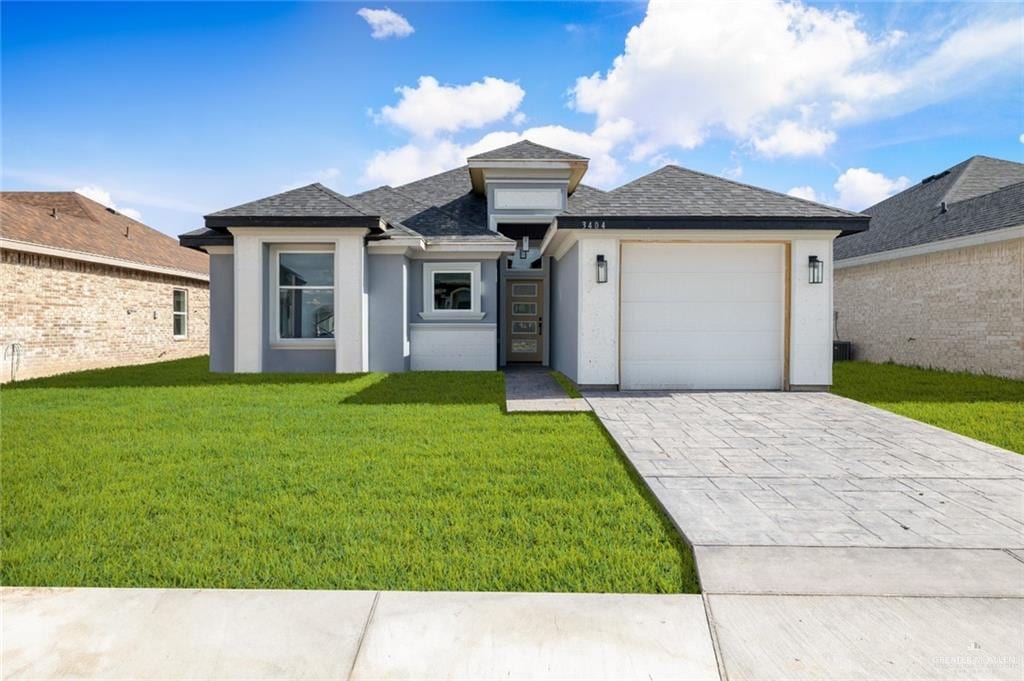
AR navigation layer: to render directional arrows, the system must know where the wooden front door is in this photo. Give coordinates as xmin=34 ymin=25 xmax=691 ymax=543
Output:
xmin=506 ymin=279 xmax=544 ymax=363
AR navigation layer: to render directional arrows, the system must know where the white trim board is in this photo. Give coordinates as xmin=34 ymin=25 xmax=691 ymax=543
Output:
xmin=835 ymin=224 xmax=1024 ymax=269
xmin=0 ymin=238 xmax=209 ymax=282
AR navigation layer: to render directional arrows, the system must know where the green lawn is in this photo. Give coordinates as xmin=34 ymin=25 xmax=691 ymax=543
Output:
xmin=832 ymin=362 xmax=1024 ymax=454
xmin=2 ymin=357 xmax=696 ymax=593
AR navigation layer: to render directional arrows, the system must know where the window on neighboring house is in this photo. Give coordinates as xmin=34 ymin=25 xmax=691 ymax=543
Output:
xmin=420 ymin=262 xmax=483 ymax=319
xmin=172 ymin=289 xmax=188 ymax=339
xmin=276 ymin=251 xmax=335 ymax=342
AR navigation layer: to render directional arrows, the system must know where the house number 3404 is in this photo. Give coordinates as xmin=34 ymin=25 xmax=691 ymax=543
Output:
xmin=581 ymin=220 xmax=606 ymax=229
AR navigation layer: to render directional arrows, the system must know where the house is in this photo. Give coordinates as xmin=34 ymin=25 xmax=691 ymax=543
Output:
xmin=834 ymin=155 xmax=1024 ymax=380
xmin=1 ymin=192 xmax=210 ymax=382
xmin=180 ymin=140 xmax=867 ymax=390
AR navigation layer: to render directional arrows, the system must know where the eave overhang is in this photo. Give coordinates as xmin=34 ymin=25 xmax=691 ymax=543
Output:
xmin=557 ymin=214 xmax=870 ymax=236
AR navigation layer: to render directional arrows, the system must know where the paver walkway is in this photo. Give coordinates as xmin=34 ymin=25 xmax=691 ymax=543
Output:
xmin=504 ymin=365 xmax=591 ymax=412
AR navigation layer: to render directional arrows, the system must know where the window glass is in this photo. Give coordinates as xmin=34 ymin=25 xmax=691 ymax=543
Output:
xmin=512 ymin=321 xmax=537 ymax=334
xmin=173 ymin=289 xmax=187 ymax=313
xmin=433 ymin=272 xmax=472 ymax=310
xmin=173 ymin=314 xmax=186 ymax=337
xmin=279 ymin=289 xmax=335 ymax=339
xmin=172 ymin=289 xmax=187 ymax=338
xmin=512 ymin=302 xmax=536 ymax=315
xmin=511 ymin=283 xmax=537 ymax=297
xmin=279 ymin=253 xmax=334 ymax=287
xmin=511 ymin=340 xmax=538 ymax=353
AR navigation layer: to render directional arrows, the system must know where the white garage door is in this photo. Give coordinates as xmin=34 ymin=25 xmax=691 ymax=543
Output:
xmin=621 ymin=243 xmax=785 ymax=390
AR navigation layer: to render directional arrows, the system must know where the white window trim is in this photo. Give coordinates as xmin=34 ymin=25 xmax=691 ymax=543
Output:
xmin=419 ymin=261 xmax=485 ymax=320
xmin=172 ymin=288 xmax=188 ymax=340
xmin=270 ymin=245 xmax=336 ymax=349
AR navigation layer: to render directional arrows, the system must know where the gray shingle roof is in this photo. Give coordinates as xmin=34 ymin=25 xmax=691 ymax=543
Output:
xmin=835 ymin=156 xmax=1024 ymax=260
xmin=468 ymin=140 xmax=588 ymax=162
xmin=207 ymin=183 xmax=373 ymax=218
xmin=350 ymin=183 xmax=506 ymax=241
xmin=565 ymin=165 xmax=860 ymax=218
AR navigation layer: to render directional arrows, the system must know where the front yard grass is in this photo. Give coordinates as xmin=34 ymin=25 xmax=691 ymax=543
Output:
xmin=832 ymin=361 xmax=1024 ymax=454
xmin=2 ymin=357 xmax=697 ymax=593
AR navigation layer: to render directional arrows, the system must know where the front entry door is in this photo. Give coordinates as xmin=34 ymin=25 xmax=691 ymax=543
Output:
xmin=506 ymin=279 xmax=544 ymax=363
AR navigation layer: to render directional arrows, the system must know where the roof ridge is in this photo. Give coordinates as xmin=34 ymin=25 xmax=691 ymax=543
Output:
xmin=660 ymin=164 xmax=865 ymax=217
xmin=936 ymin=156 xmax=981 ymax=208
xmin=308 ymin=182 xmax=374 ymax=217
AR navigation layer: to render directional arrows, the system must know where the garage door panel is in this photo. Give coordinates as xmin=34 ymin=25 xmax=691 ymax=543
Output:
xmin=620 ymin=244 xmax=783 ymax=274
xmin=623 ymin=331 xmax=781 ymax=361
xmin=622 ymin=302 xmax=780 ymax=333
xmin=621 ymin=360 xmax=783 ymax=390
xmin=620 ymin=243 xmax=785 ymax=390
xmin=622 ymin=272 xmax=782 ymax=303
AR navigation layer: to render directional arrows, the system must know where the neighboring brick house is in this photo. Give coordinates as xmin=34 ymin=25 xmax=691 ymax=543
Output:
xmin=834 ymin=156 xmax=1024 ymax=379
xmin=1 ymin=192 xmax=209 ymax=382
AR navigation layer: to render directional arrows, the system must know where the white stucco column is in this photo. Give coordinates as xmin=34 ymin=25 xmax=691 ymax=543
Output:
xmin=790 ymin=235 xmax=838 ymax=386
xmin=334 ymin=234 xmax=368 ymax=373
xmin=231 ymin=232 xmax=262 ymax=372
xmin=576 ymin=237 xmax=619 ymax=385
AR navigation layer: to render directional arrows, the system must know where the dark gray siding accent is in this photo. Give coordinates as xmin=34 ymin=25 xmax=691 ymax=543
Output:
xmin=368 ymin=253 xmax=409 ymax=372
xmin=260 ymin=244 xmax=335 ymax=373
xmin=408 ymin=259 xmax=498 ymax=323
xmin=209 ymin=253 xmax=235 ymax=373
xmin=551 ymin=243 xmax=579 ymax=382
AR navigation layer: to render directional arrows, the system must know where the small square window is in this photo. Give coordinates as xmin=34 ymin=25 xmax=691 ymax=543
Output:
xmin=433 ymin=272 xmax=473 ymax=311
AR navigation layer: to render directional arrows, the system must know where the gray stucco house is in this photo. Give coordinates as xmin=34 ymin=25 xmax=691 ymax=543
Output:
xmin=181 ymin=140 xmax=867 ymax=390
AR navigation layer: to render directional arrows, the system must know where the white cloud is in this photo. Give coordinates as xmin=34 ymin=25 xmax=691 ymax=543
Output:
xmin=753 ymin=121 xmax=837 ymax=157
xmin=786 ymin=185 xmax=820 ymax=202
xmin=833 ymin=167 xmax=910 ymax=211
xmin=361 ymin=120 xmax=634 ymax=189
xmin=375 ymin=76 xmax=525 ymax=138
xmin=356 ymin=8 xmax=414 ymax=39
xmin=571 ymin=0 xmax=1022 ymax=159
xmin=1019 ymin=132 xmax=1024 ymax=144
xmin=74 ymin=185 xmax=142 ymax=220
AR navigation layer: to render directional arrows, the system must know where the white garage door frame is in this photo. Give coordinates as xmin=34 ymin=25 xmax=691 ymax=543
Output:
xmin=618 ymin=240 xmax=791 ymax=391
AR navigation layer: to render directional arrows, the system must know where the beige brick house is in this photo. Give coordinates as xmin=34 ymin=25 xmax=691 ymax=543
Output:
xmin=1 ymin=192 xmax=209 ymax=382
xmin=834 ymin=156 xmax=1024 ymax=379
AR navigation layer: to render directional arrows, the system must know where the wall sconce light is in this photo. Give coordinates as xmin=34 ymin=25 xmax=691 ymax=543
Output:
xmin=808 ymin=255 xmax=824 ymax=284
xmin=519 ymin=236 xmax=530 ymax=259
xmin=596 ymin=254 xmax=608 ymax=284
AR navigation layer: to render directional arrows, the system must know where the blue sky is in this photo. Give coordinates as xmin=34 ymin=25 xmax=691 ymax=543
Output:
xmin=2 ymin=1 xmax=1022 ymax=236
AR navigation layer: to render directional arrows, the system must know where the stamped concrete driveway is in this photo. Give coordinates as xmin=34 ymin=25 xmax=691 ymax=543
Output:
xmin=589 ymin=390 xmax=1024 ymax=680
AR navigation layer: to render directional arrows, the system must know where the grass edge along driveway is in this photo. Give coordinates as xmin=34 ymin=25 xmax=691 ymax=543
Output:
xmin=3 ymin=357 xmax=698 ymax=594
xmin=832 ymin=361 xmax=1024 ymax=454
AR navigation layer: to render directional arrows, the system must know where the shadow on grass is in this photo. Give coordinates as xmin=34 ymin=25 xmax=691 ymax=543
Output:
xmin=341 ymin=371 xmax=505 ymax=407
xmin=4 ymin=356 xmax=369 ymax=391
xmin=832 ymin=361 xmax=1024 ymax=404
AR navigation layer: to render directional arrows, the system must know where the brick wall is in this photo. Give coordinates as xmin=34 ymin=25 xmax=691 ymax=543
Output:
xmin=0 ymin=248 xmax=210 ymax=382
xmin=834 ymin=237 xmax=1023 ymax=379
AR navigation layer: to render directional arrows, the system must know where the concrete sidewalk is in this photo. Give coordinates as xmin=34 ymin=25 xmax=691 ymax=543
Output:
xmin=6 ymin=585 xmax=1022 ymax=680
xmin=1 ymin=587 xmax=719 ymax=680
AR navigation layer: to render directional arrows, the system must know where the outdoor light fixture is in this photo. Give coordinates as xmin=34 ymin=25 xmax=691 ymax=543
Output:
xmin=808 ymin=255 xmax=824 ymax=284
xmin=596 ymin=254 xmax=608 ymax=283
xmin=519 ymin=236 xmax=530 ymax=259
